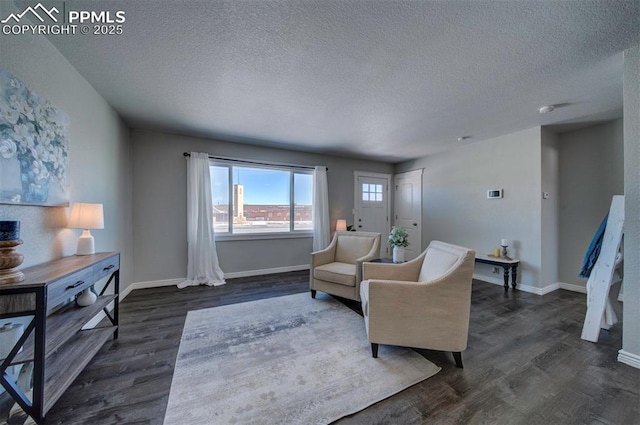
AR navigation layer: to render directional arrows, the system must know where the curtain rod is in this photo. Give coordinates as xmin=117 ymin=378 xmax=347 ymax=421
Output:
xmin=183 ymin=152 xmax=327 ymax=171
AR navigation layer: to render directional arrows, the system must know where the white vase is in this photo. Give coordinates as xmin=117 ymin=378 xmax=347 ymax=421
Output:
xmin=76 ymin=287 xmax=97 ymax=307
xmin=392 ymin=246 xmax=405 ymax=263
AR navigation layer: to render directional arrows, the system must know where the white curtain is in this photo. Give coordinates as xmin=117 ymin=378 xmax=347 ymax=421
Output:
xmin=312 ymin=166 xmax=330 ymax=251
xmin=178 ymin=152 xmax=226 ymax=289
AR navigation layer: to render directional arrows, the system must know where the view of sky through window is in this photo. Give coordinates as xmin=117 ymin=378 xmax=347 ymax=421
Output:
xmin=210 ymin=164 xmax=313 ymax=234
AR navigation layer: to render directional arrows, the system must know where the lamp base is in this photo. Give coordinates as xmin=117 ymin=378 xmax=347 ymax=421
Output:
xmin=76 ymin=230 xmax=95 ymax=255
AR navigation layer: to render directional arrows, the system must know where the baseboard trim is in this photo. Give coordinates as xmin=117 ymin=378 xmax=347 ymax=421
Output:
xmin=122 ymin=278 xmax=183 ymax=299
xmin=85 ymin=266 xmax=310 ymax=328
xmin=120 ymin=265 xmax=311 ymax=297
xmin=559 ymin=282 xmax=626 ymax=302
xmin=559 ymin=282 xmax=587 ymax=294
xmin=618 ymin=350 xmax=640 ymax=369
xmin=224 ymin=264 xmax=310 ymax=279
xmin=472 ymin=274 xmax=559 ymax=295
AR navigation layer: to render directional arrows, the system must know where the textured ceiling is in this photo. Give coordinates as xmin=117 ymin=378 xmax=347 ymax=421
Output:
xmin=37 ymin=0 xmax=640 ymax=162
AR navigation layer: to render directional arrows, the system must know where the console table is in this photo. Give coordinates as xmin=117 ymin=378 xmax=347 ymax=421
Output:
xmin=0 ymin=252 xmax=120 ymax=424
xmin=475 ymin=254 xmax=519 ymax=291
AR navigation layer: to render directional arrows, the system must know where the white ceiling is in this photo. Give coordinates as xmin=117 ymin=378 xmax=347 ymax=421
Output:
xmin=40 ymin=0 xmax=640 ymax=162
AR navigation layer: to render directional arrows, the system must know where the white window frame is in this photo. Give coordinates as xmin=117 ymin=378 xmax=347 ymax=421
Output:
xmin=210 ymin=159 xmax=314 ymax=241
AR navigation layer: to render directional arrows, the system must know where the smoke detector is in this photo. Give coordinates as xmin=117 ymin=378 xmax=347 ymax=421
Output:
xmin=538 ymin=105 xmax=555 ymax=114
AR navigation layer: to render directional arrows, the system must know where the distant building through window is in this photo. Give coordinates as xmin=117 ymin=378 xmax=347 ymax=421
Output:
xmin=210 ymin=162 xmax=313 ymax=235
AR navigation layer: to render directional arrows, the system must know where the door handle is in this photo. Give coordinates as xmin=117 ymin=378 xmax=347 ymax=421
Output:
xmin=358 ymin=225 xmax=362 ymax=228
xmin=413 ymin=223 xmax=418 ymax=226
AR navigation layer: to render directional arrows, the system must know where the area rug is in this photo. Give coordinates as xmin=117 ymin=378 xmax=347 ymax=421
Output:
xmin=163 ymin=292 xmax=440 ymax=425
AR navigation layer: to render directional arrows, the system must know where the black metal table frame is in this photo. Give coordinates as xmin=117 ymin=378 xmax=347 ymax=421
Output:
xmin=0 ymin=270 xmax=119 ymax=424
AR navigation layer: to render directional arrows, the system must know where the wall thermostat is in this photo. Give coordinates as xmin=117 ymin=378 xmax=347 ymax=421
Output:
xmin=487 ymin=189 xmax=503 ymax=199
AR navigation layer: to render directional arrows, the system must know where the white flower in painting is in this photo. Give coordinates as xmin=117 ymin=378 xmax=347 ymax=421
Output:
xmin=51 ymin=145 xmax=65 ymax=170
xmin=1 ymin=71 xmax=70 ymax=192
xmin=0 ymin=139 xmax=17 ymax=159
xmin=31 ymin=160 xmax=50 ymax=181
xmin=9 ymin=95 xmax=34 ymax=121
xmin=57 ymin=168 xmax=67 ymax=184
xmin=11 ymin=123 xmax=35 ymax=148
xmin=30 ymin=144 xmax=49 ymax=164
xmin=0 ymin=104 xmax=20 ymax=126
xmin=11 ymin=194 xmax=21 ymax=203
xmin=36 ymin=132 xmax=52 ymax=148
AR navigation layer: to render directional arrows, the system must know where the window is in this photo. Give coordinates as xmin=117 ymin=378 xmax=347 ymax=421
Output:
xmin=210 ymin=162 xmax=313 ymax=235
xmin=362 ymin=183 xmax=383 ymax=202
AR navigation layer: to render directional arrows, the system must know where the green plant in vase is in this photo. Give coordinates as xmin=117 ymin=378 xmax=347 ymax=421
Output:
xmin=388 ymin=226 xmax=409 ymax=263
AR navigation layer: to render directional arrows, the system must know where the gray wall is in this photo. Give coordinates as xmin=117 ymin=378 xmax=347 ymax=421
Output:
xmin=0 ymin=1 xmax=133 ymax=287
xmin=557 ymin=120 xmax=624 ymax=288
xmin=395 ymin=127 xmax=546 ymax=290
xmin=622 ymin=45 xmax=640 ymax=364
xmin=130 ymin=129 xmax=392 ymax=282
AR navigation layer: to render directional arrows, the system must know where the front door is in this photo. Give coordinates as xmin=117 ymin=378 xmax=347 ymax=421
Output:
xmin=354 ymin=172 xmax=391 ymax=257
xmin=394 ymin=170 xmax=423 ymax=260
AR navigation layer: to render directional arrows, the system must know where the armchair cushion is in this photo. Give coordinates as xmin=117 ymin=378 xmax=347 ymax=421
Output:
xmin=313 ymin=262 xmax=356 ymax=287
xmin=418 ymin=245 xmax=462 ymax=282
xmin=335 ymin=234 xmax=378 ymax=264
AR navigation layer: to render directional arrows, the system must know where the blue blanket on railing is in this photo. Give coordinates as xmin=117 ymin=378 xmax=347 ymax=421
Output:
xmin=579 ymin=213 xmax=608 ymax=278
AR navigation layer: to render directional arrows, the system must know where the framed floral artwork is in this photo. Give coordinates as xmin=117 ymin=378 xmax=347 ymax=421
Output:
xmin=0 ymin=69 xmax=70 ymax=206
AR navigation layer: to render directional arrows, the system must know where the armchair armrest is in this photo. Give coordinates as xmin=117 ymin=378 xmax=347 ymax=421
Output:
xmin=311 ymin=237 xmax=338 ymax=268
xmin=362 ymin=252 xmax=425 ymax=282
xmin=354 ymin=237 xmax=382 ymax=283
xmin=366 ymin=277 xmax=472 ymax=351
xmin=364 ymin=254 xmax=475 ymax=352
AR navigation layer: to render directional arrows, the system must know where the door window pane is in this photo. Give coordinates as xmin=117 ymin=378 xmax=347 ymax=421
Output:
xmin=362 ymin=182 xmax=384 ymax=203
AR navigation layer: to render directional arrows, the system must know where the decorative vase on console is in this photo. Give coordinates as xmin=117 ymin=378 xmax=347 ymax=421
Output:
xmin=388 ymin=226 xmax=409 ymax=263
xmin=76 ymin=286 xmax=97 ymax=307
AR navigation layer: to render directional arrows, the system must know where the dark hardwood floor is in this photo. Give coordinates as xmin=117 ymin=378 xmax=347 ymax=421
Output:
xmin=37 ymin=272 xmax=639 ymax=424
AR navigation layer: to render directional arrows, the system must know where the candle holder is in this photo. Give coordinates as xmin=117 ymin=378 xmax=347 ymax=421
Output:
xmin=501 ymin=244 xmax=508 ymax=258
xmin=0 ymin=221 xmax=25 ymax=285
xmin=0 ymin=240 xmax=25 ymax=284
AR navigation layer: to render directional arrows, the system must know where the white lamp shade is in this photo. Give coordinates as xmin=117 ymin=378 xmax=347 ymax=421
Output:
xmin=336 ymin=219 xmax=347 ymax=231
xmin=68 ymin=203 xmax=104 ymax=230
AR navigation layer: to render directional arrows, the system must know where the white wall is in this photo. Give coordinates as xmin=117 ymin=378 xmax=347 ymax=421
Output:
xmin=0 ymin=2 xmax=133 ymax=287
xmin=541 ymin=129 xmax=559 ymax=288
xmin=395 ymin=127 xmax=546 ymax=291
xmin=130 ymin=129 xmax=393 ymax=283
xmin=557 ymin=120 xmax=624 ymax=288
xmin=621 ymin=45 xmax=640 ymax=368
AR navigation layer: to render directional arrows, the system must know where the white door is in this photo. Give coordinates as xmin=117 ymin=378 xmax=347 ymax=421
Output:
xmin=394 ymin=170 xmax=423 ymax=260
xmin=354 ymin=172 xmax=391 ymax=257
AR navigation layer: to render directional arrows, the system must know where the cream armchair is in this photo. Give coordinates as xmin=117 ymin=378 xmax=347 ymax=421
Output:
xmin=360 ymin=241 xmax=475 ymax=368
xmin=310 ymin=231 xmax=381 ymax=301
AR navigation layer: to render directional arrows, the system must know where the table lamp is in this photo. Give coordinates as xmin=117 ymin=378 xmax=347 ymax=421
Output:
xmin=336 ymin=219 xmax=347 ymax=231
xmin=68 ymin=203 xmax=104 ymax=255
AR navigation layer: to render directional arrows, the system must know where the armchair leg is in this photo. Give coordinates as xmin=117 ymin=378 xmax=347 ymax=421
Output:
xmin=311 ymin=290 xmax=317 ymax=299
xmin=452 ymin=352 xmax=463 ymax=368
xmin=371 ymin=343 xmax=379 ymax=358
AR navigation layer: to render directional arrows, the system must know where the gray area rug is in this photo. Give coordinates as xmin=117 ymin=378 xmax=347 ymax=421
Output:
xmin=163 ymin=292 xmax=440 ymax=425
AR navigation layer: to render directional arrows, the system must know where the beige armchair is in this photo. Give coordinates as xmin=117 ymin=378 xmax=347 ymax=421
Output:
xmin=310 ymin=231 xmax=381 ymax=301
xmin=360 ymin=240 xmax=475 ymax=368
